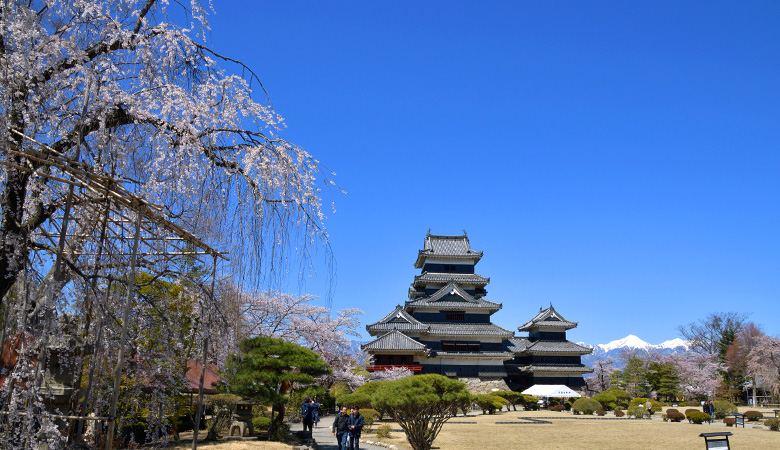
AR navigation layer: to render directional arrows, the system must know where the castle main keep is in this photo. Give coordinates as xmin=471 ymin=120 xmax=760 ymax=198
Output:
xmin=361 ymin=231 xmax=592 ymax=393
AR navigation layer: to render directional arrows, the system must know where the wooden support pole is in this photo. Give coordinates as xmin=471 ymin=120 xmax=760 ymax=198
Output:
xmin=192 ymin=254 xmax=218 ymax=450
xmin=105 ymin=207 xmax=142 ymax=450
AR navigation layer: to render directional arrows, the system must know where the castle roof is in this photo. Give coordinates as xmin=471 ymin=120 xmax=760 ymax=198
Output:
xmin=425 ymin=323 xmax=513 ymax=338
xmin=514 ymin=364 xmax=594 ymax=374
xmin=413 ymin=272 xmax=490 ymax=287
xmin=517 ymin=304 xmax=577 ymax=332
xmin=361 ymin=330 xmax=430 ymax=354
xmin=366 ymin=305 xmax=429 ymax=335
xmin=434 ymin=351 xmax=513 ymax=359
xmin=524 ymin=340 xmax=593 ymax=355
xmin=414 ymin=231 xmax=483 ymax=268
xmin=505 ymin=337 xmax=531 ymax=353
xmin=406 ymin=282 xmax=501 ymax=312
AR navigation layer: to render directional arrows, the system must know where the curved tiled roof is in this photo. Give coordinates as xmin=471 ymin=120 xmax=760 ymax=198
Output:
xmin=505 ymin=337 xmax=531 ymax=353
xmin=406 ymin=282 xmax=501 ymax=311
xmin=366 ymin=306 xmax=429 ymax=335
xmin=414 ymin=232 xmax=483 ymax=268
xmin=434 ymin=351 xmax=513 ymax=359
xmin=361 ymin=330 xmax=430 ymax=354
xmin=413 ymin=273 xmax=490 ymax=287
xmin=525 ymin=340 xmax=593 ymax=355
xmin=517 ymin=364 xmax=594 ymax=374
xmin=517 ymin=304 xmax=577 ymax=331
xmin=426 ymin=323 xmax=513 ymax=338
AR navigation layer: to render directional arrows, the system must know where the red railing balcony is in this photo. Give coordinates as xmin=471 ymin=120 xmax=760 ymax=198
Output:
xmin=366 ymin=364 xmax=423 ymax=373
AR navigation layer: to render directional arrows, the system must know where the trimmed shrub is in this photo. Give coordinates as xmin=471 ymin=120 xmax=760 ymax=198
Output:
xmin=252 ymin=416 xmax=271 ymax=431
xmin=361 ymin=409 xmax=380 ymax=430
xmin=596 ymin=410 xmax=606 ymax=416
xmin=572 ymin=398 xmax=602 ymax=415
xmin=614 ymin=409 xmax=625 ymax=417
xmin=493 ymin=390 xmax=523 ymax=411
xmin=687 ymin=411 xmax=711 ymax=424
xmin=665 ymin=410 xmax=685 ymax=422
xmin=603 ymin=388 xmax=631 ymax=408
xmin=550 ymin=405 xmax=566 ymax=412
xmin=522 ymin=395 xmax=539 ymax=409
xmin=628 ymin=398 xmax=662 ymax=416
xmin=712 ymin=400 xmax=738 ymax=420
xmin=375 ymin=424 xmax=392 ymax=438
xmin=764 ymin=418 xmax=780 ymax=431
xmin=592 ymin=393 xmax=617 ymax=411
xmin=744 ymin=410 xmax=763 ymax=422
xmin=564 ymin=401 xmax=573 ymax=411
xmin=473 ymin=394 xmax=506 ymax=415
xmin=723 ymin=418 xmax=735 ymax=427
xmin=627 ymin=398 xmax=653 ymax=418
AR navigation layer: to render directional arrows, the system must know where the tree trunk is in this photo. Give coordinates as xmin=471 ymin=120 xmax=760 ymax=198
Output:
xmin=0 ymin=165 xmax=31 ymax=304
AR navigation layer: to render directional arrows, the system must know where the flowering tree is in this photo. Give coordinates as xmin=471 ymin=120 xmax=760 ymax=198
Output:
xmin=747 ymin=335 xmax=780 ymax=399
xmin=0 ymin=0 xmax=335 ymax=305
xmin=668 ymin=352 xmax=724 ymax=399
xmin=231 ymin=287 xmax=367 ymax=387
xmin=585 ymin=357 xmax=616 ymax=394
xmin=370 ymin=366 xmax=414 ymax=382
xmin=0 ymin=1 xmax=336 ymax=448
xmin=726 ymin=322 xmax=765 ymax=404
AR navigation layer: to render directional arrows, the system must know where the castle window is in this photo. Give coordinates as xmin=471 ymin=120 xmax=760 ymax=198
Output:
xmin=446 ymin=312 xmax=465 ymax=320
xmin=442 ymin=342 xmax=455 ymax=351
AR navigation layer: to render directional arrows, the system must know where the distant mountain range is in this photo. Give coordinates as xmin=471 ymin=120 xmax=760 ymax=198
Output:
xmin=578 ymin=334 xmax=689 ymax=368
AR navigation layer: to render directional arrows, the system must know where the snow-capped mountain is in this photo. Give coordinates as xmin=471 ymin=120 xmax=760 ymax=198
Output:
xmin=579 ymin=335 xmax=688 ymax=368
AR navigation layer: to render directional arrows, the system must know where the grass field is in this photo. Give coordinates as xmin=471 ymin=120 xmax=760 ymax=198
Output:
xmin=173 ymin=406 xmax=779 ymax=450
xmin=365 ymin=408 xmax=780 ymax=450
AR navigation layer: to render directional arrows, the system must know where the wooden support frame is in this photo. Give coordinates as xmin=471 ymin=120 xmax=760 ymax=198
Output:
xmin=1 ymin=130 xmax=229 ymax=446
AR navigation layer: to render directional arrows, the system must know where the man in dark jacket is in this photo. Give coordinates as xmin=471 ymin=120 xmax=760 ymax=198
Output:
xmin=332 ymin=406 xmax=350 ymax=450
xmin=348 ymin=407 xmax=365 ymax=450
xmin=301 ymin=398 xmax=314 ymax=433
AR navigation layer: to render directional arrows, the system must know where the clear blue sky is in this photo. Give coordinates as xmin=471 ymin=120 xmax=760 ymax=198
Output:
xmin=206 ymin=1 xmax=780 ymax=346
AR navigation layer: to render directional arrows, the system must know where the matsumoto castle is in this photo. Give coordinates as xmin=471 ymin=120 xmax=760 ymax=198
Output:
xmin=361 ymin=231 xmax=593 ymax=394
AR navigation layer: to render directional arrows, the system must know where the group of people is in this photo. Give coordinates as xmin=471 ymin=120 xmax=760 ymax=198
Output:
xmin=703 ymin=400 xmax=715 ymax=418
xmin=301 ymin=398 xmax=364 ymax=450
xmin=331 ymin=406 xmax=364 ymax=450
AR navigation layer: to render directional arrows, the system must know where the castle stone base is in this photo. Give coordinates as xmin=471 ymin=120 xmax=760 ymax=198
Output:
xmin=456 ymin=377 xmax=510 ymax=394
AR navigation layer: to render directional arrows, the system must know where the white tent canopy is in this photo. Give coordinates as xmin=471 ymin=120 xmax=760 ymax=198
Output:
xmin=521 ymin=384 xmax=582 ymax=398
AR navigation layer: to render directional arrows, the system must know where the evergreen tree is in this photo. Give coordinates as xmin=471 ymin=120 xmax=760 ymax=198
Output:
xmin=223 ymin=336 xmax=330 ymax=438
xmin=610 ymin=357 xmax=650 ymax=397
xmin=647 ymin=363 xmax=680 ymax=402
xmin=371 ymin=374 xmax=471 ymax=450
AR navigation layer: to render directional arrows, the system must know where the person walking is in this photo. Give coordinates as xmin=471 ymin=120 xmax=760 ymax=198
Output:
xmin=707 ymin=400 xmax=715 ymax=421
xmin=301 ymin=398 xmax=314 ymax=433
xmin=348 ymin=406 xmax=365 ymax=450
xmin=311 ymin=397 xmax=321 ymax=428
xmin=332 ymin=406 xmax=350 ymax=450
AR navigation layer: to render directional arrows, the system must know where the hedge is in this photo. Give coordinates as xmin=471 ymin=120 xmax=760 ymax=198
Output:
xmin=572 ymin=398 xmax=602 ymax=415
